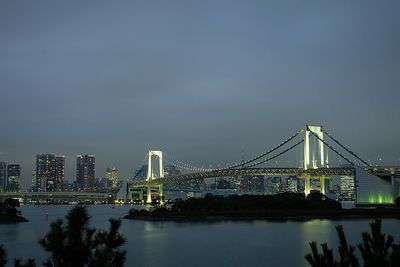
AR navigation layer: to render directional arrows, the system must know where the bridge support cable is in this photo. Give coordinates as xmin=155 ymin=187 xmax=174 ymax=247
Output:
xmin=307 ymin=129 xmax=356 ymax=167
xmin=323 ymin=130 xmax=371 ymax=167
xmin=245 ymin=139 xmax=304 ymax=168
xmin=163 ymin=152 xmax=212 ymax=172
xmin=162 ymin=129 xmax=304 ymax=172
xmin=218 ymin=129 xmax=304 ymax=170
xmin=163 ymin=157 xmax=205 ymax=172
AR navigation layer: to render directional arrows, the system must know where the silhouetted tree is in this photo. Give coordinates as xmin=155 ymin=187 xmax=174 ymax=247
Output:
xmin=0 ymin=245 xmax=36 ymax=267
xmin=90 ymin=219 xmax=126 ymax=267
xmin=0 ymin=245 xmax=6 ymax=267
xmin=305 ymin=242 xmax=335 ymax=267
xmin=39 ymin=206 xmax=126 ymax=267
xmin=306 ymin=219 xmax=400 ymax=267
xmin=395 ymin=197 xmax=400 ymax=208
xmin=358 ymin=220 xmax=394 ymax=267
xmin=14 ymin=259 xmax=36 ymax=267
xmin=335 ymin=225 xmax=359 ymax=267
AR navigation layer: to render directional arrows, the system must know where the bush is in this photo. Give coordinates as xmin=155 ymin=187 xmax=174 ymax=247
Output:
xmin=306 ymin=219 xmax=400 ymax=267
xmin=1 ymin=206 xmax=126 ymax=267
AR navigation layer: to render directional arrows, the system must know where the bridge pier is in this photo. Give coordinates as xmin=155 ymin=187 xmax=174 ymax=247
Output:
xmin=320 ymin=177 xmax=326 ymax=195
xmin=145 ymin=184 xmax=164 ymax=204
xmin=304 ymin=175 xmax=327 ymax=195
xmin=146 ymin=186 xmax=152 ymax=204
xmin=305 ymin=176 xmax=311 ymax=195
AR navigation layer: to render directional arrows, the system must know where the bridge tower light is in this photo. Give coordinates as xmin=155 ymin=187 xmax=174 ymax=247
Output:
xmin=304 ymin=125 xmax=327 ymax=196
xmin=304 ymin=125 xmax=325 ymax=170
xmin=146 ymin=150 xmax=164 ymax=181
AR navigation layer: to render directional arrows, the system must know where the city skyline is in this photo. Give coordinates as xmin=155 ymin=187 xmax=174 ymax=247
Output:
xmin=1 ymin=1 xmax=400 ymax=188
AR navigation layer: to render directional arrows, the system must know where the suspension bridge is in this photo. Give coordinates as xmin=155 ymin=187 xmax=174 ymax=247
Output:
xmin=128 ymin=125 xmax=399 ymax=205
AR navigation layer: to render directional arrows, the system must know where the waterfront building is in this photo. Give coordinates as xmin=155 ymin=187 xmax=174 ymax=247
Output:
xmin=250 ymin=176 xmax=265 ymax=192
xmin=164 ymin=165 xmax=180 ymax=177
xmin=339 ymin=175 xmax=355 ymax=201
xmin=76 ymin=155 xmax=95 ymax=190
xmin=265 ymin=177 xmax=281 ymax=194
xmin=36 ymin=154 xmax=56 ymax=192
xmin=106 ymin=167 xmax=118 ymax=188
xmin=7 ymin=164 xmax=21 ymax=192
xmin=287 ymin=176 xmax=298 ymax=193
xmin=55 ymin=155 xmax=65 ymax=190
xmin=0 ymin=162 xmax=6 ymax=191
xmin=239 ymin=176 xmax=251 ymax=191
xmin=35 ymin=154 xmax=65 ymax=192
xmin=31 ymin=169 xmax=36 ymax=191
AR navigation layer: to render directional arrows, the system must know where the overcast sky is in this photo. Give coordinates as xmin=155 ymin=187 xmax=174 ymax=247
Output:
xmin=1 ymin=1 xmax=399 ymax=188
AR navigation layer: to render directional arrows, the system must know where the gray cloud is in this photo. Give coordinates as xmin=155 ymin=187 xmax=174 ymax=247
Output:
xmin=1 ymin=1 xmax=400 ymax=188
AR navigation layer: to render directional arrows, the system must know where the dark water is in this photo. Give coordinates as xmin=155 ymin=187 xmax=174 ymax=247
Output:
xmin=0 ymin=205 xmax=399 ymax=267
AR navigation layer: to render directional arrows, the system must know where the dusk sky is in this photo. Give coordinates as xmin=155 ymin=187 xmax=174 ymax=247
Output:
xmin=1 ymin=1 xmax=399 ymax=188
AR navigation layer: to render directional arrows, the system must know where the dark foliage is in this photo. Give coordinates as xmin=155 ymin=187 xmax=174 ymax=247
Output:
xmin=306 ymin=219 xmax=400 ymax=267
xmin=395 ymin=197 xmax=400 ymax=208
xmin=39 ymin=205 xmax=126 ymax=267
xmin=0 ymin=198 xmax=20 ymax=216
xmin=170 ymin=192 xmax=341 ymax=213
xmin=0 ymin=244 xmax=36 ymax=267
xmin=0 ymin=245 xmax=6 ymax=267
xmin=14 ymin=259 xmax=36 ymax=267
xmin=357 ymin=220 xmax=394 ymax=267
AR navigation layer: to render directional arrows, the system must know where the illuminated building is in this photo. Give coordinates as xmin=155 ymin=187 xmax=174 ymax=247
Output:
xmin=265 ymin=177 xmax=281 ymax=194
xmin=76 ymin=155 xmax=95 ymax=190
xmin=106 ymin=167 xmax=119 ymax=188
xmin=36 ymin=154 xmax=56 ymax=192
xmin=31 ymin=169 xmax=36 ymax=191
xmin=55 ymin=155 xmax=65 ymax=190
xmin=7 ymin=164 xmax=21 ymax=192
xmin=339 ymin=175 xmax=355 ymax=201
xmin=287 ymin=176 xmax=298 ymax=193
xmin=0 ymin=162 xmax=6 ymax=191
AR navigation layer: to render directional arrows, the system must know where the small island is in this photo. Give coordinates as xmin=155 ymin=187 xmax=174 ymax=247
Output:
xmin=0 ymin=198 xmax=28 ymax=224
xmin=124 ymin=192 xmax=400 ymax=221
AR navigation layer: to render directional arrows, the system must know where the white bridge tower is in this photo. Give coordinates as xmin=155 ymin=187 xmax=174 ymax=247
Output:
xmin=303 ymin=125 xmax=329 ymax=195
xmin=145 ymin=150 xmax=164 ymax=204
xmin=146 ymin=150 xmax=164 ymax=181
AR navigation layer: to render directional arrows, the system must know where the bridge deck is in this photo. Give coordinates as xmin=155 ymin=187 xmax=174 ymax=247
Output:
xmin=131 ymin=167 xmax=355 ymax=186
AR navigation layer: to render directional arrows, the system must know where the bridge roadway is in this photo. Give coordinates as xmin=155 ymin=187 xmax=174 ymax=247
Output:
xmin=0 ymin=191 xmax=112 ymax=202
xmin=132 ymin=167 xmax=356 ymax=186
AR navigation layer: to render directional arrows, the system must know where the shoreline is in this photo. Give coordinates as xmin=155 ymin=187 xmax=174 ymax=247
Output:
xmin=0 ymin=214 xmax=29 ymax=224
xmin=124 ymin=209 xmax=400 ymax=222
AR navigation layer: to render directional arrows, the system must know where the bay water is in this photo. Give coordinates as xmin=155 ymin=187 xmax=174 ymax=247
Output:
xmin=0 ymin=205 xmax=399 ymax=267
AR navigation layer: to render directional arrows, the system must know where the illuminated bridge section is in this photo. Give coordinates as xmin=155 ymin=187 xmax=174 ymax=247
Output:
xmin=131 ymin=167 xmax=355 ymax=186
xmin=130 ymin=125 xmax=399 ymax=205
xmin=355 ymin=167 xmax=397 ymax=205
xmin=0 ymin=192 xmax=113 ymax=203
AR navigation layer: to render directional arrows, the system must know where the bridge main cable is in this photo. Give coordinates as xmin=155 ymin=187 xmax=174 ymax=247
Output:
xmin=163 ymin=152 xmax=212 ymax=172
xmin=222 ymin=129 xmax=304 ymax=170
xmin=307 ymin=128 xmax=356 ymax=167
xmin=323 ymin=129 xmax=371 ymax=167
xmin=245 ymin=139 xmax=304 ymax=168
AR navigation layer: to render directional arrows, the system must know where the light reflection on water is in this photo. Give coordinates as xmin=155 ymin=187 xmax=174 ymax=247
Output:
xmin=0 ymin=205 xmax=399 ymax=267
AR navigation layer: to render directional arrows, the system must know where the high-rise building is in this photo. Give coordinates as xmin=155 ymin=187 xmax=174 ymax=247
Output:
xmin=339 ymin=175 xmax=355 ymax=201
xmin=76 ymin=155 xmax=95 ymax=190
xmin=105 ymin=167 xmax=118 ymax=188
xmin=0 ymin=162 xmax=7 ymax=191
xmin=287 ymin=176 xmax=299 ymax=193
xmin=36 ymin=154 xmax=66 ymax=192
xmin=55 ymin=155 xmax=65 ymax=189
xmin=36 ymin=154 xmax=56 ymax=192
xmin=31 ymin=169 xmax=37 ymax=191
xmin=7 ymin=164 xmax=21 ymax=192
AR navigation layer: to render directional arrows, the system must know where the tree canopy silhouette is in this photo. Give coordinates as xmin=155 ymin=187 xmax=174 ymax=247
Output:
xmin=306 ymin=219 xmax=400 ymax=267
xmin=40 ymin=206 xmax=126 ymax=267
